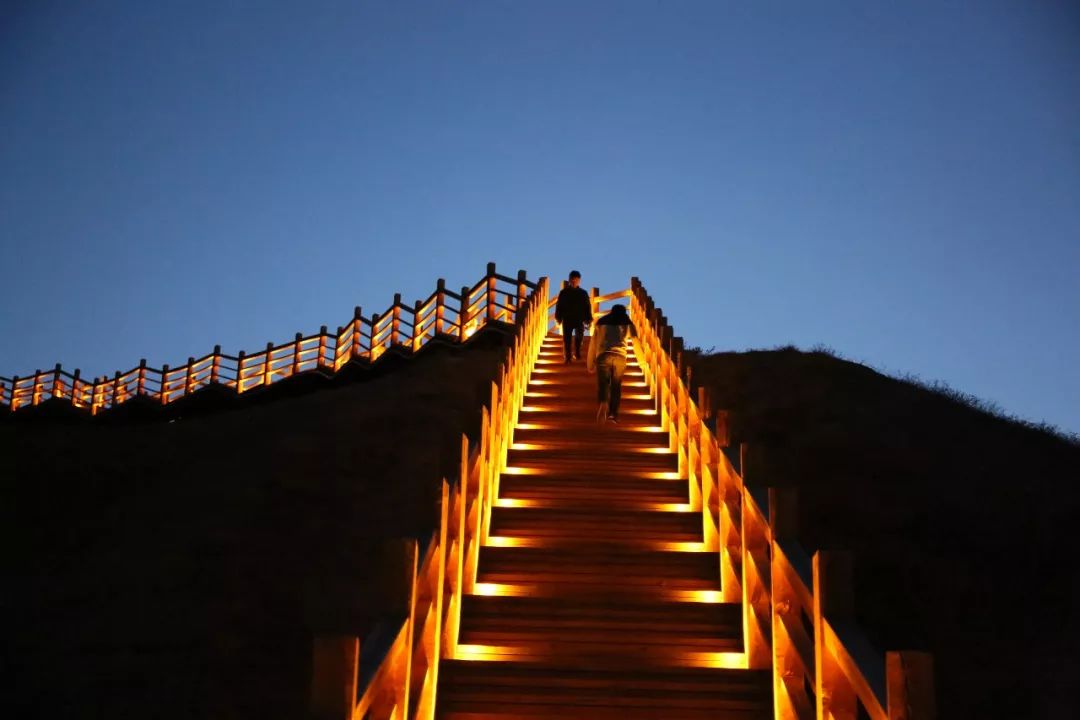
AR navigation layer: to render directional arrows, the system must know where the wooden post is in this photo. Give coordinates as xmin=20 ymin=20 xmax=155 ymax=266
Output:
xmin=486 ymin=262 xmax=497 ymax=320
xmin=293 ymin=332 xmax=303 ymax=376
xmin=137 ymin=358 xmax=147 ymax=395
xmin=769 ymin=487 xmax=813 ymax=720
xmin=159 ymin=366 xmax=168 ymax=405
xmin=814 ymin=551 xmax=858 ymax=720
xmin=262 ymin=341 xmax=274 ymax=387
xmin=459 ymin=286 xmax=470 ymax=341
xmin=185 ymin=357 xmax=196 ymax=396
xmin=51 ymin=363 xmax=61 ymax=399
xmin=71 ymin=368 xmax=81 ymax=405
xmin=516 ymin=269 xmax=527 ymax=313
xmin=436 ymin=278 xmax=447 ymax=335
xmin=310 ymin=635 xmax=360 ymax=720
xmin=318 ymin=325 xmax=328 ymax=368
xmin=392 ymin=293 xmax=402 ymax=346
xmin=237 ymin=351 xmax=246 ymax=393
xmin=32 ymin=369 xmax=42 ymax=406
xmin=352 ymin=306 xmax=363 ymax=358
xmin=740 ymin=443 xmax=772 ymax=671
xmin=413 ymin=299 xmax=424 ymax=351
xmin=887 ymin=651 xmax=935 ymax=720
xmin=211 ymin=346 xmax=221 ymax=384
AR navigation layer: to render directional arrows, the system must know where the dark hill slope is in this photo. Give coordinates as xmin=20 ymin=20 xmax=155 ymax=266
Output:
xmin=2 ymin=337 xmax=507 ymax=720
xmin=688 ymin=346 xmax=1080 ymax=719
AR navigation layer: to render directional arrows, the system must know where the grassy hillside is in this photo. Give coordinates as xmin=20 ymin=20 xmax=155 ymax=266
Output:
xmin=2 ymin=336 xmax=508 ymax=720
xmin=686 ymin=345 xmax=1080 ymax=719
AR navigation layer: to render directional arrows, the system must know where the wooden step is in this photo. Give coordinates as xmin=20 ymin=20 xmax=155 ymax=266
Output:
xmin=437 ymin=662 xmax=772 ymax=719
xmin=498 ymin=473 xmax=687 ymax=506
xmin=475 ymin=546 xmax=718 ymax=594
xmin=459 ymin=595 xmax=742 ymax=662
xmin=489 ymin=507 xmax=701 ymax=545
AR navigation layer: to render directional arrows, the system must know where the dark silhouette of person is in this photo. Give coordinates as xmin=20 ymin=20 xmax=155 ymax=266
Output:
xmin=554 ymin=270 xmax=592 ymax=363
xmin=587 ymin=303 xmax=635 ymax=422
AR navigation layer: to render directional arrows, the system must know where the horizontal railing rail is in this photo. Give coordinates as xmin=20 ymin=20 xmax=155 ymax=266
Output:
xmin=1 ymin=263 xmax=538 ymax=416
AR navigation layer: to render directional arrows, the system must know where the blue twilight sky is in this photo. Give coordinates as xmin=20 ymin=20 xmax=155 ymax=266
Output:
xmin=2 ymin=1 xmax=1078 ymax=432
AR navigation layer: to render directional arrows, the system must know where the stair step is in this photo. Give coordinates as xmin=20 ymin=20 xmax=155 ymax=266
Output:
xmin=499 ymin=474 xmax=688 ymax=505
xmin=437 ymin=662 xmax=772 ymax=719
xmin=490 ymin=507 xmax=701 ymax=544
xmin=476 ymin=546 xmax=718 ymax=589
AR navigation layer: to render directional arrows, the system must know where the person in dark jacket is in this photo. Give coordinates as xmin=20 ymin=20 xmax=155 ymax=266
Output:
xmin=554 ymin=270 xmax=592 ymax=363
xmin=587 ymin=304 xmax=636 ymax=422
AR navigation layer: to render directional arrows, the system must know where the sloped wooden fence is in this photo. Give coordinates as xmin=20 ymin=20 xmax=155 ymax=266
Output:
xmin=624 ymin=277 xmax=935 ymax=720
xmin=0 ymin=263 xmax=534 ymax=415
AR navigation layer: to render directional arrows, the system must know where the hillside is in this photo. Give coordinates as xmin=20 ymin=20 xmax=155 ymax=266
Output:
xmin=2 ymin=333 xmax=509 ymax=720
xmin=687 ymin=346 xmax=1080 ymax=719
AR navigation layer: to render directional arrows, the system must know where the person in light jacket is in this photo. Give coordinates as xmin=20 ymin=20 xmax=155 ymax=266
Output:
xmin=587 ymin=303 xmax=635 ymax=422
xmin=554 ymin=270 xmax=592 ymax=363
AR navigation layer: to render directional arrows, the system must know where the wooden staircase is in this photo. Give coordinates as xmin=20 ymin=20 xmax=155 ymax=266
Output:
xmin=436 ymin=333 xmax=773 ymax=719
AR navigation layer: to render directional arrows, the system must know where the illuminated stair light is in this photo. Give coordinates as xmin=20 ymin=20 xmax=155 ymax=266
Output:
xmin=502 ymin=466 xmax=542 ymax=475
xmin=471 ymin=582 xmax=533 ymax=597
xmin=494 ymin=498 xmax=540 ymax=508
xmin=485 ymin=535 xmax=539 ymax=548
xmin=642 ymin=470 xmax=684 ymax=480
xmin=656 ymin=540 xmax=708 ymax=552
xmin=668 ymin=589 xmax=725 ymax=603
xmin=683 ymin=651 xmax=747 ymax=669
xmin=524 ymin=391 xmax=556 ymax=398
xmin=628 ymin=408 xmax=657 ymax=416
xmin=510 ymin=442 xmax=549 ymax=450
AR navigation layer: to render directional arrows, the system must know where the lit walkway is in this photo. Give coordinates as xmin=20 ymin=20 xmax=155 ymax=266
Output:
xmin=436 ymin=333 xmax=772 ymax=719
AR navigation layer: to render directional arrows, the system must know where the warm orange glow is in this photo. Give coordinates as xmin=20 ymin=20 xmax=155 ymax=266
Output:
xmin=524 ymin=391 xmax=556 ymax=398
xmin=501 ymin=466 xmax=543 ymax=475
xmin=628 ymin=425 xmax=668 ymax=433
xmin=627 ymin=408 xmax=657 ymax=416
xmin=455 ymin=644 xmax=540 ymax=662
xmin=494 ymin=498 xmax=541 ymax=508
xmin=655 ymin=540 xmax=707 ymax=552
xmin=509 ymin=442 xmax=549 ymax=450
xmin=638 ymin=446 xmax=675 ymax=454
xmin=641 ymin=470 xmax=684 ymax=480
xmin=667 ymin=589 xmax=725 ymax=603
xmin=484 ymin=535 xmax=542 ymax=548
xmin=682 ymin=651 xmax=747 ymax=669
xmin=471 ymin=582 xmax=533 ymax=597
xmin=514 ymin=422 xmax=552 ymax=430
xmin=519 ymin=405 xmax=555 ymax=413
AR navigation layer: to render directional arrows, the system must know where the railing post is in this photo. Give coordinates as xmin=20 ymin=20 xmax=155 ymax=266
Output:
xmin=740 ymin=443 xmax=773 ymax=671
xmin=887 ymin=651 xmax=935 ymax=720
xmin=185 ymin=357 xmax=195 ymax=396
xmin=71 ymin=368 xmax=81 ymax=405
xmin=236 ymin=351 xmax=246 ymax=394
xmin=459 ymin=286 xmax=470 ymax=341
xmin=138 ymin=358 xmax=147 ymax=396
xmin=262 ymin=341 xmax=274 ymax=387
xmin=310 ymin=635 xmax=360 ymax=720
xmin=486 ymin=262 xmax=496 ymax=321
xmin=210 ymin=346 xmax=221 ymax=384
xmin=51 ymin=363 xmax=61 ymax=399
xmin=158 ymin=366 xmax=168 ymax=405
xmin=769 ymin=487 xmax=813 ymax=720
xmin=516 ymin=269 xmax=527 ymax=314
xmin=392 ymin=293 xmax=402 ymax=346
xmin=413 ymin=299 xmax=424 ymax=351
xmin=32 ymin=368 xmax=42 ymax=406
xmin=435 ymin=279 xmax=447 ymax=335
xmin=292 ymin=333 xmax=303 ymax=377
xmin=352 ymin=306 xmax=363 ymax=358
xmin=814 ymin=551 xmax=858 ymax=720
xmin=318 ymin=326 xmax=328 ymax=368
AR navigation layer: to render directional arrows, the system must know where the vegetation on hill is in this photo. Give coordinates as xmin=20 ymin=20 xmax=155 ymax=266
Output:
xmin=686 ymin=345 xmax=1080 ymax=719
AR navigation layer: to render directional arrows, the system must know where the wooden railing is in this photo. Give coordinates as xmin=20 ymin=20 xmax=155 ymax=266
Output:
xmin=310 ymin=276 xmax=551 ymax=720
xmin=0 ymin=263 xmax=535 ymax=415
xmin=623 ymin=277 xmax=936 ymax=720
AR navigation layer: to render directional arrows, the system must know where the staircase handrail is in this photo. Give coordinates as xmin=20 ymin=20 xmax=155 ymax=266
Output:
xmin=624 ymin=276 xmax=936 ymax=720
xmin=310 ymin=275 xmax=551 ymax=720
